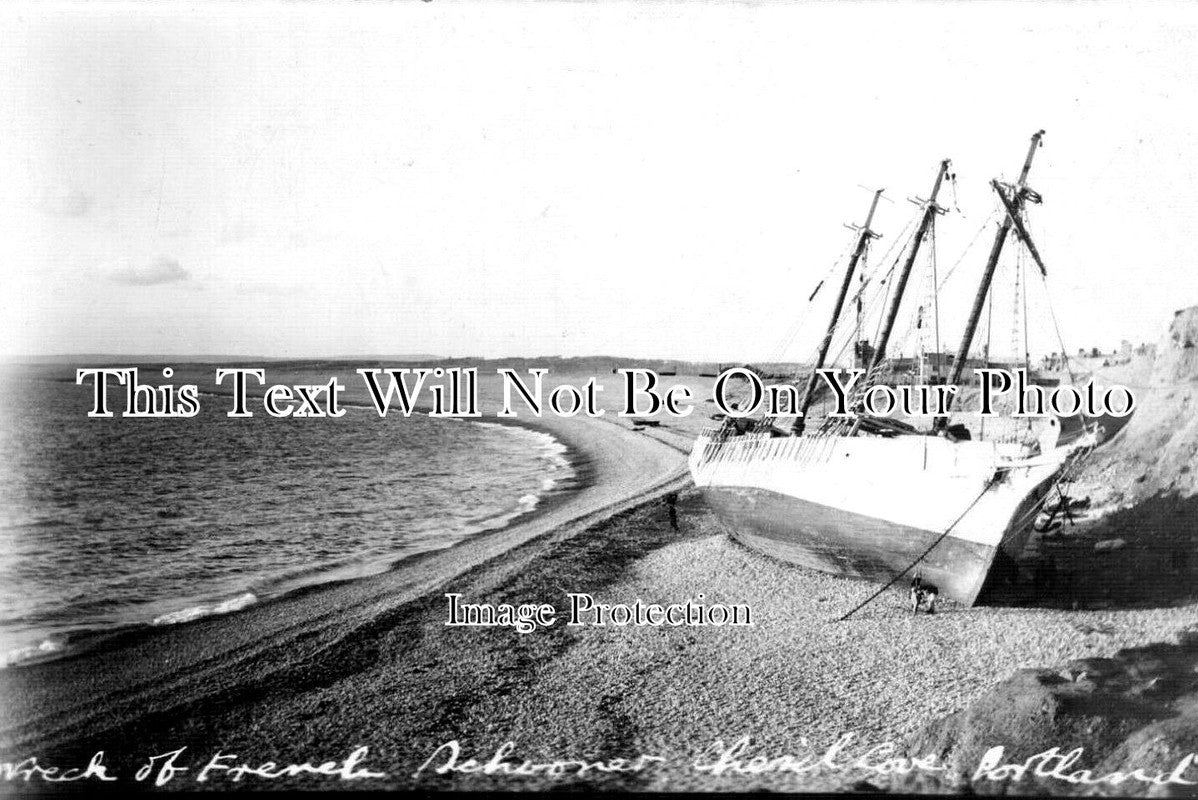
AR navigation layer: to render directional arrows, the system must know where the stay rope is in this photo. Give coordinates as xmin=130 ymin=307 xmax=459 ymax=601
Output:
xmin=937 ymin=210 xmax=999 ymax=292
xmin=836 ymin=473 xmax=999 ymax=622
xmin=1026 ymin=209 xmax=1078 ymax=384
xmin=836 ymin=432 xmax=1098 ymax=624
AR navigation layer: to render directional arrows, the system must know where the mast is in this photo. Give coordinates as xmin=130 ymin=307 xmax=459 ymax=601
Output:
xmin=793 ymin=188 xmax=883 ymax=435
xmin=869 ymin=159 xmax=951 ymax=373
xmin=934 ymin=129 xmax=1045 ymax=432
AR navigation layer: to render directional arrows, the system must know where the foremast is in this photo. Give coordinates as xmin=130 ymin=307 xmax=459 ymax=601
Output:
xmin=838 ymin=159 xmax=953 ymax=437
xmin=792 ymin=159 xmax=951 ymax=436
xmin=792 ymin=188 xmax=883 ymax=435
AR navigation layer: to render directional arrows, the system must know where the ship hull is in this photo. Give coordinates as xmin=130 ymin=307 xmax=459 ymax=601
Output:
xmin=700 ymin=485 xmax=1011 ymax=605
xmin=688 ymin=431 xmax=1079 ymax=606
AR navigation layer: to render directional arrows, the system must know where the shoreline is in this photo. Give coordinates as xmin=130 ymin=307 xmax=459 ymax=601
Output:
xmin=0 ymin=394 xmax=692 ymax=762
xmin=0 ymin=385 xmax=603 ymax=671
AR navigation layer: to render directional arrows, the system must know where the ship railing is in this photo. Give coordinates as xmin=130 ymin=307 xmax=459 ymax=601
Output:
xmin=956 ymin=414 xmax=1045 ymax=448
xmin=694 ymin=428 xmax=842 ymax=471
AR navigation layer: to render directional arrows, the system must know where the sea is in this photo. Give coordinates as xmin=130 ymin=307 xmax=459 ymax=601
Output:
xmin=0 ymin=365 xmax=577 ymax=668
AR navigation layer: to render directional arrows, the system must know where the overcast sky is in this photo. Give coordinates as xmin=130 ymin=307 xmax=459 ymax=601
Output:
xmin=3 ymin=1 xmax=1197 ymax=361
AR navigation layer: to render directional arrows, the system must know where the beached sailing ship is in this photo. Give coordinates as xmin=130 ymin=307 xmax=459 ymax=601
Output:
xmin=688 ymin=131 xmax=1098 ymax=606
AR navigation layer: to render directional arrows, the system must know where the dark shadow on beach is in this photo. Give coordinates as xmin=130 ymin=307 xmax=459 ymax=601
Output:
xmin=988 ymin=491 xmax=1198 ymax=611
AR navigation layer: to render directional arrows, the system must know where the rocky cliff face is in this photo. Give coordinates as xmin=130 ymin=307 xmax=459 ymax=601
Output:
xmin=869 ymin=309 xmax=1198 ymax=796
xmin=1079 ymin=305 xmax=1198 ymax=505
xmin=1006 ymin=306 xmax=1198 ymax=611
xmin=1156 ymin=307 xmax=1198 ymax=386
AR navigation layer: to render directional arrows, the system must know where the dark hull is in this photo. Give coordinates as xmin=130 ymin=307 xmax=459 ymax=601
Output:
xmin=700 ymin=486 xmax=1016 ymax=605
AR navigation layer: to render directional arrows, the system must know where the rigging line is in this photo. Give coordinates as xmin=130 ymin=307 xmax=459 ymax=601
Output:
xmin=771 ymin=315 xmax=814 ymax=367
xmin=872 ymin=271 xmax=892 ymax=349
xmin=1014 ymin=248 xmax=1034 ymax=436
xmin=852 ymin=239 xmax=910 ymax=369
xmin=1041 ymin=271 xmax=1077 ymax=384
xmin=835 ymin=474 xmax=1000 ymax=622
xmin=985 ymin=270 xmax=994 ymax=362
xmin=1022 ymin=244 xmax=1031 ymax=375
xmin=1005 ymin=443 xmax=1096 ymax=533
xmin=889 ymin=284 xmax=929 ymax=369
xmin=1012 ymin=246 xmax=1023 ymax=365
xmin=854 ymin=302 xmax=862 ymax=365
xmin=931 ymin=220 xmax=942 ymax=378
xmin=1020 ymin=205 xmax=1079 ymax=384
xmin=785 ymin=205 xmax=921 ymax=376
xmin=781 ymin=205 xmax=920 ymax=391
xmin=826 ymin=266 xmax=897 ymax=370
xmin=811 ymin=215 xmax=923 ymax=376
xmin=981 ymin=277 xmax=994 ymax=439
xmin=810 ymin=239 xmax=883 ymax=371
xmin=848 ymin=213 xmax=920 ymax=308
xmin=873 ymin=212 xmax=920 ymax=275
xmin=834 ymin=219 xmax=924 ymax=365
xmin=886 ymin=219 xmax=944 ymax=373
xmin=938 ymin=209 xmax=999 ymax=292
xmin=807 ymin=235 xmax=859 ymax=301
xmin=716 ymin=205 xmax=861 ymax=385
xmin=773 ymin=234 xmax=864 ymax=375
xmin=773 ymin=247 xmax=851 ymax=366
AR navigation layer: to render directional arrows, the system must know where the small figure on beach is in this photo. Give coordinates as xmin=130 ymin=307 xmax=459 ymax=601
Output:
xmin=909 ymin=574 xmax=939 ymax=614
xmin=665 ymin=492 xmax=679 ymax=531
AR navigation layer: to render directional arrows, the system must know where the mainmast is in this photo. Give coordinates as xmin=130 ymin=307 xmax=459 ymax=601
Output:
xmin=869 ymin=159 xmax=951 ymax=373
xmin=934 ymin=129 xmax=1045 ymax=432
xmin=793 ymin=188 xmax=884 ymax=435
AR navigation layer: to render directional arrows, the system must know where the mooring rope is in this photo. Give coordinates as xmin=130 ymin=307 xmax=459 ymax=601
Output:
xmin=835 ymin=473 xmax=999 ymax=622
xmin=835 ymin=432 xmax=1097 ymax=624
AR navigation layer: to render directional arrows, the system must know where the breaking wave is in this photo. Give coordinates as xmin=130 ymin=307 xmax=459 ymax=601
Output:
xmin=151 ymin=592 xmax=259 ymax=626
xmin=0 ymin=375 xmax=578 ymax=669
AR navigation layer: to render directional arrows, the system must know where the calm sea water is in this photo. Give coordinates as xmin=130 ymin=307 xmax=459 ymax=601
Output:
xmin=0 ymin=367 xmax=575 ymax=667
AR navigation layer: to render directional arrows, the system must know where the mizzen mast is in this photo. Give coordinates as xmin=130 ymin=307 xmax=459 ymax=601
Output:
xmin=793 ymin=188 xmax=884 ymax=435
xmin=934 ymin=130 xmax=1045 ymax=432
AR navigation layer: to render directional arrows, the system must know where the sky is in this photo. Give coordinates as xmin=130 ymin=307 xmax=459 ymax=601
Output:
xmin=3 ymin=1 xmax=1198 ymax=361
